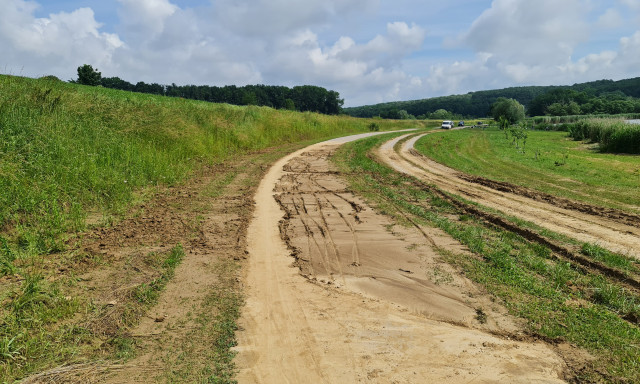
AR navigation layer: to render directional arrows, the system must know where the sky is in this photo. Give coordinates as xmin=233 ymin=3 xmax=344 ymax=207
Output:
xmin=1 ymin=0 xmax=639 ymax=107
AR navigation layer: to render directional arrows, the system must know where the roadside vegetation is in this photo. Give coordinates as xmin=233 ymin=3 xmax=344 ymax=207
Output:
xmin=0 ymin=74 xmax=426 ymax=381
xmin=567 ymin=118 xmax=640 ymax=154
xmin=532 ymin=113 xmax=640 ymax=125
xmin=333 ymin=132 xmax=640 ymax=383
xmin=414 ymin=126 xmax=640 ymax=214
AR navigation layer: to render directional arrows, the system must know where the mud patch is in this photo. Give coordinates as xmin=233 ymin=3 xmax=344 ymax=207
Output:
xmin=276 ymin=148 xmax=523 ymax=331
xmin=236 ymin=135 xmax=567 ymax=383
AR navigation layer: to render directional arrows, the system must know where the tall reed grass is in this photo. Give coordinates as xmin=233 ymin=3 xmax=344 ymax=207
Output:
xmin=531 ymin=113 xmax=640 ymax=125
xmin=0 ymin=75 xmax=420 ymax=253
xmin=568 ymin=118 xmax=640 ymax=154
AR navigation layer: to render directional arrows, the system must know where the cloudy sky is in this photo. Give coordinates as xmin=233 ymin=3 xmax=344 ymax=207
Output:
xmin=1 ymin=0 xmax=639 ymax=106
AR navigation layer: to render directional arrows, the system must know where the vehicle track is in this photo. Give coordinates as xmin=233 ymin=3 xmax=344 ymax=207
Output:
xmin=378 ymin=133 xmax=640 ymax=259
xmin=235 ymin=131 xmax=566 ymax=383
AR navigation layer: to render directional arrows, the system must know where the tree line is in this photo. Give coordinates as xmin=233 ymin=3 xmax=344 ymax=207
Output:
xmin=344 ymin=76 xmax=640 ymax=119
xmin=74 ymin=64 xmax=343 ymax=115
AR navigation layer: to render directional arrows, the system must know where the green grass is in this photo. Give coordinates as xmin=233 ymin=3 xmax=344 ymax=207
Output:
xmin=0 ymin=245 xmax=185 ymax=380
xmin=414 ymin=126 xmax=640 ymax=214
xmin=133 ymin=244 xmax=185 ymax=307
xmin=0 ymin=74 xmax=425 ymax=257
xmin=333 ymin=133 xmax=640 ymax=383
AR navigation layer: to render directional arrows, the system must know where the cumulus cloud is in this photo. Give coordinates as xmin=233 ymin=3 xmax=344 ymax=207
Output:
xmin=460 ymin=0 xmax=589 ymax=66
xmin=117 ymin=0 xmax=177 ymax=39
xmin=1 ymin=0 xmax=639 ymax=106
xmin=213 ymin=0 xmax=378 ymax=37
xmin=597 ymin=8 xmax=624 ymax=29
xmin=0 ymin=0 xmax=122 ymax=77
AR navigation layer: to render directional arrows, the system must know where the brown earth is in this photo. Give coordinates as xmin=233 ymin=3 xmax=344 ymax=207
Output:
xmin=21 ymin=145 xmax=298 ymax=384
xmin=378 ymin=133 xmax=640 ymax=259
xmin=234 ymin=132 xmax=567 ymax=383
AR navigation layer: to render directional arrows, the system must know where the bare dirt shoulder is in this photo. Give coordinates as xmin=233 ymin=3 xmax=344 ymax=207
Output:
xmin=21 ymin=144 xmax=300 ymax=384
xmin=235 ymin=132 xmax=567 ymax=383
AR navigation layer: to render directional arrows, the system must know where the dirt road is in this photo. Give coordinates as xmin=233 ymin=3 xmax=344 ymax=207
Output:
xmin=377 ymin=133 xmax=640 ymax=259
xmin=235 ymin=132 xmax=566 ymax=383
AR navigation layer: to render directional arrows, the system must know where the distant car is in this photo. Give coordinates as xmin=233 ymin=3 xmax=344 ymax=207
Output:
xmin=458 ymin=121 xmax=464 ymax=127
xmin=477 ymin=121 xmax=483 ymax=125
xmin=441 ymin=120 xmax=453 ymax=129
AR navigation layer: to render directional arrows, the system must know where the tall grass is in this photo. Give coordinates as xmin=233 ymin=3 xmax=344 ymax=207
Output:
xmin=0 ymin=75 xmax=419 ymax=254
xmin=531 ymin=113 xmax=640 ymax=125
xmin=568 ymin=118 xmax=640 ymax=154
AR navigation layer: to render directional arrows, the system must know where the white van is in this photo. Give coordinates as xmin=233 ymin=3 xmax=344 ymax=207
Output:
xmin=441 ymin=120 xmax=453 ymax=129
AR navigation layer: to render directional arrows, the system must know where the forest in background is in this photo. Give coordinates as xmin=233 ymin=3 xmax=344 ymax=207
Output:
xmin=344 ymin=77 xmax=640 ymax=119
xmin=72 ymin=65 xmax=344 ymax=115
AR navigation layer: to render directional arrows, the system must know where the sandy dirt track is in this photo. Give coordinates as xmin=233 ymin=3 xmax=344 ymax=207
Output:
xmin=235 ymin=132 xmax=566 ymax=383
xmin=378 ymin=133 xmax=640 ymax=259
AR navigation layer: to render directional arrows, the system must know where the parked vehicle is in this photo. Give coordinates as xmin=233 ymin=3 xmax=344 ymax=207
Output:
xmin=441 ymin=120 xmax=453 ymax=129
xmin=458 ymin=121 xmax=464 ymax=127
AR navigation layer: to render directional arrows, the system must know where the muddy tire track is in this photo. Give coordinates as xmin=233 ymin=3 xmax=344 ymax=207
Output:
xmin=235 ymin=132 xmax=567 ymax=383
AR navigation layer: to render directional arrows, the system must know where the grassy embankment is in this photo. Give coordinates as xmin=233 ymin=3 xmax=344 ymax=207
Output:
xmin=414 ymin=126 xmax=640 ymax=214
xmin=0 ymin=74 xmax=421 ymax=253
xmin=334 ymin=132 xmax=640 ymax=383
xmin=0 ymin=74 xmax=426 ymax=381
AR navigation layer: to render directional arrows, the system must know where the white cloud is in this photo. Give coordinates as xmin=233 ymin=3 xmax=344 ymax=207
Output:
xmin=213 ymin=0 xmax=378 ymax=37
xmin=117 ymin=0 xmax=177 ymax=39
xmin=1 ymin=0 xmax=639 ymax=107
xmin=460 ymin=0 xmax=590 ymax=66
xmin=597 ymin=8 xmax=624 ymax=29
xmin=0 ymin=0 xmax=122 ymax=77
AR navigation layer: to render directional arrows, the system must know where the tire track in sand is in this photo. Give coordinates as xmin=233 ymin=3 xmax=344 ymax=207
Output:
xmin=234 ymin=131 xmax=566 ymax=383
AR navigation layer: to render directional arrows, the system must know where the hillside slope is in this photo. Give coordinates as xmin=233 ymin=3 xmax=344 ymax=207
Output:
xmin=344 ymin=76 xmax=640 ymax=118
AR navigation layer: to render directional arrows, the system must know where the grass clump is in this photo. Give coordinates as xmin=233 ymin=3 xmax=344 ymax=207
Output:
xmin=134 ymin=244 xmax=185 ymax=307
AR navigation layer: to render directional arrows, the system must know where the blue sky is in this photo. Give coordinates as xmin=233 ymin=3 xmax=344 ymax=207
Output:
xmin=2 ymin=0 xmax=639 ymax=106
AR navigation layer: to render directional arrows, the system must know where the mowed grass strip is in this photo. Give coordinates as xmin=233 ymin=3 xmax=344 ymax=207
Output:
xmin=414 ymin=127 xmax=640 ymax=214
xmin=333 ymin=134 xmax=640 ymax=383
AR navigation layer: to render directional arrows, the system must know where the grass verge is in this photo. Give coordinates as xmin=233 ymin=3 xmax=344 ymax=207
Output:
xmin=333 ymin=133 xmax=640 ymax=383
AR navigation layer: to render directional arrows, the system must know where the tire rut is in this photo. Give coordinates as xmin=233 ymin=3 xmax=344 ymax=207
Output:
xmin=236 ymin=132 xmax=567 ymax=383
xmin=377 ymin=133 xmax=640 ymax=293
